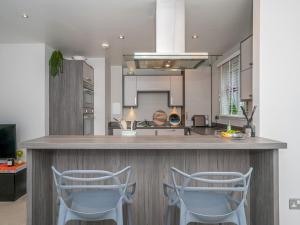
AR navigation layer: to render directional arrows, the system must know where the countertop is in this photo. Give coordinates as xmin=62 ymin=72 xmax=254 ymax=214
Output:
xmin=21 ymin=135 xmax=287 ymax=150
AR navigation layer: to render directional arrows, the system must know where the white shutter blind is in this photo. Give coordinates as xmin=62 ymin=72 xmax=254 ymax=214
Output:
xmin=220 ymin=55 xmax=244 ymax=116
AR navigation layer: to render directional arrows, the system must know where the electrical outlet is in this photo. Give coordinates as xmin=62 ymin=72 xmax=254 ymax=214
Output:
xmin=289 ymin=199 xmax=300 ymax=209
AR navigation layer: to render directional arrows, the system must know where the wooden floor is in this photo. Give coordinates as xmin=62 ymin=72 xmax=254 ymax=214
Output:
xmin=0 ymin=195 xmax=26 ymax=225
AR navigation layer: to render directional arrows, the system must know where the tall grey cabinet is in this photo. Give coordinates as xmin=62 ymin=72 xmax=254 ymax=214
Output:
xmin=49 ymin=60 xmax=94 ymax=135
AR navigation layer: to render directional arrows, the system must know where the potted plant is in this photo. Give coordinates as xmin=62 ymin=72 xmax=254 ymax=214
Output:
xmin=49 ymin=50 xmax=63 ymax=77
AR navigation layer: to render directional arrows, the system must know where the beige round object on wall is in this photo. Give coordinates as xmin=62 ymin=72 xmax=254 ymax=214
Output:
xmin=153 ymin=110 xmax=167 ymax=126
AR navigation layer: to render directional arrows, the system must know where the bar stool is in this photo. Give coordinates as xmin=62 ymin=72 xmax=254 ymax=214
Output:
xmin=52 ymin=166 xmax=136 ymax=225
xmin=163 ymin=167 xmax=253 ymax=225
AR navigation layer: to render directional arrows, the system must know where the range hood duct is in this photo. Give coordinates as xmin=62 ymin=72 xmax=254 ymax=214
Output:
xmin=132 ymin=0 xmax=208 ymax=70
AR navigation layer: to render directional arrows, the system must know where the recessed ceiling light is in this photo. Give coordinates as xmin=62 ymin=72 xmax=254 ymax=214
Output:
xmin=192 ymin=34 xmax=199 ymax=39
xmin=119 ymin=34 xmax=125 ymax=39
xmin=22 ymin=13 xmax=29 ymax=19
xmin=101 ymin=41 xmax=110 ymax=49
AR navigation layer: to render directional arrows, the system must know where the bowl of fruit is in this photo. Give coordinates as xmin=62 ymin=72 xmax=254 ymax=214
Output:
xmin=220 ymin=130 xmax=245 ymax=139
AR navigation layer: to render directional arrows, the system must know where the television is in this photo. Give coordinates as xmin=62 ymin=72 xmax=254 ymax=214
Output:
xmin=0 ymin=124 xmax=16 ymax=159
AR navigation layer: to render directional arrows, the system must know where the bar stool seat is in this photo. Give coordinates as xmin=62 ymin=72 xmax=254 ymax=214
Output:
xmin=69 ymin=189 xmax=121 ymax=214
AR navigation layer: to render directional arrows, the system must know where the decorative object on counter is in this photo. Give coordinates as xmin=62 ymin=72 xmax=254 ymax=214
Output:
xmin=220 ymin=130 xmax=245 ymax=139
xmin=169 ymin=107 xmax=181 ymax=126
xmin=49 ymin=50 xmax=63 ymax=77
xmin=16 ymin=149 xmax=24 ymax=164
xmin=7 ymin=158 xmax=15 ymax=167
xmin=153 ymin=110 xmax=167 ymax=126
xmin=137 ymin=120 xmax=153 ymax=128
xmin=241 ymin=105 xmax=257 ymax=137
xmin=227 ymin=120 xmax=231 ymax=132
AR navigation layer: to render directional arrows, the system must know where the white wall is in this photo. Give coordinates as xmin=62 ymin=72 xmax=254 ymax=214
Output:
xmin=0 ymin=44 xmax=49 ymax=147
xmin=256 ymin=0 xmax=300 ymax=224
xmin=185 ymin=67 xmax=212 ymax=126
xmin=86 ymin=58 xmax=106 ymax=135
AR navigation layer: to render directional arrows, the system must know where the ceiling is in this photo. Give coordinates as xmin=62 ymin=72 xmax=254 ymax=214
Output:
xmin=0 ymin=0 xmax=252 ymax=65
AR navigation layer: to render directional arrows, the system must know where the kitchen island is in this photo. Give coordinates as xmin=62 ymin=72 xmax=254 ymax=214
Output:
xmin=22 ymin=135 xmax=286 ymax=225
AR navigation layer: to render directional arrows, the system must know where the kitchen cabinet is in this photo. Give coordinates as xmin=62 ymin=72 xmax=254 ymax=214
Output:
xmin=157 ymin=129 xmax=184 ymax=136
xmin=170 ymin=76 xmax=183 ymax=106
xmin=49 ymin=60 xmax=94 ymax=135
xmin=241 ymin=36 xmax=253 ymax=71
xmin=240 ymin=35 xmax=253 ymax=100
xmin=137 ymin=76 xmax=170 ymax=91
xmin=124 ymin=76 xmax=137 ymax=107
xmin=83 ymin=62 xmax=94 ymax=84
xmin=113 ymin=128 xmax=184 ymax=136
xmin=240 ymin=68 xmax=253 ymax=100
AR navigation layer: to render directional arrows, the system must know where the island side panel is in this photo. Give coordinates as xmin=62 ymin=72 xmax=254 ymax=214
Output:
xmin=250 ymin=149 xmax=279 ymax=225
xmin=27 ymin=149 xmax=53 ymax=225
xmin=49 ymin=149 xmax=250 ymax=225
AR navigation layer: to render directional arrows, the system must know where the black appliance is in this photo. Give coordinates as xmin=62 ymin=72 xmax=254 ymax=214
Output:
xmin=0 ymin=124 xmax=16 ymax=159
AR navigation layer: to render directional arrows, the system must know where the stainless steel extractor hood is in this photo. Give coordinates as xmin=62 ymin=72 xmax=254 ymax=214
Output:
xmin=130 ymin=0 xmax=209 ymax=70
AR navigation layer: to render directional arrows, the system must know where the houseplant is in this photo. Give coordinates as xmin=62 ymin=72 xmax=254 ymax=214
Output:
xmin=49 ymin=50 xmax=63 ymax=77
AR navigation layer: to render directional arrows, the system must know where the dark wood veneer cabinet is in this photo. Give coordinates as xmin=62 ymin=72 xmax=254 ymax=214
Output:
xmin=49 ymin=60 xmax=94 ymax=135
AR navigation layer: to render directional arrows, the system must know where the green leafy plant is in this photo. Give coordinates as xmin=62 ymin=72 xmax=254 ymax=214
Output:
xmin=49 ymin=50 xmax=63 ymax=77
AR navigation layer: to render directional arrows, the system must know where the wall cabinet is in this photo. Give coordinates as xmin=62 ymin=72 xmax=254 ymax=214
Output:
xmin=241 ymin=36 xmax=253 ymax=71
xmin=240 ymin=68 xmax=253 ymax=100
xmin=240 ymin=35 xmax=253 ymax=100
xmin=137 ymin=76 xmax=170 ymax=91
xmin=123 ymin=76 xmax=137 ymax=107
xmin=123 ymin=75 xmax=183 ymax=107
xmin=170 ymin=76 xmax=183 ymax=106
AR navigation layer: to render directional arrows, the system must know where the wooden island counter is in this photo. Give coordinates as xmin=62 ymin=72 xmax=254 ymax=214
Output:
xmin=22 ymin=135 xmax=287 ymax=225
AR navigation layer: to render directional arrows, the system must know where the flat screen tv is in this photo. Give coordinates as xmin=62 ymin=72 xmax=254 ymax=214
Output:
xmin=0 ymin=124 xmax=16 ymax=159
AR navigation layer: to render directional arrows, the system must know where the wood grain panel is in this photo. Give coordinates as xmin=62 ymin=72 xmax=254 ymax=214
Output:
xmin=27 ymin=148 xmax=279 ymax=225
xmin=27 ymin=149 xmax=53 ymax=225
xmin=250 ymin=150 xmax=279 ymax=225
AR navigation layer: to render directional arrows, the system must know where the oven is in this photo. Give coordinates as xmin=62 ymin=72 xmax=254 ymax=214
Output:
xmin=83 ymin=108 xmax=94 ymax=135
xmin=83 ymin=88 xmax=94 ymax=108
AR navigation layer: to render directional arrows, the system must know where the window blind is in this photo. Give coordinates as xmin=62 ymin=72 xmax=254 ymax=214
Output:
xmin=219 ymin=55 xmax=244 ymax=116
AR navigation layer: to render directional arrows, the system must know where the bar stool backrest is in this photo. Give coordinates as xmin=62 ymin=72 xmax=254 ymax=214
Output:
xmin=52 ymin=166 xmax=132 ymax=214
xmin=170 ymin=167 xmax=253 ymax=218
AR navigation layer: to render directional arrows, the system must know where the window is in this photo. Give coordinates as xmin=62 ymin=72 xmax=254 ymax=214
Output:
xmin=219 ymin=54 xmax=245 ymax=116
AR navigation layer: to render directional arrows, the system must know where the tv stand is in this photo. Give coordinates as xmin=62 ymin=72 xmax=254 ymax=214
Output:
xmin=0 ymin=163 xmax=26 ymax=201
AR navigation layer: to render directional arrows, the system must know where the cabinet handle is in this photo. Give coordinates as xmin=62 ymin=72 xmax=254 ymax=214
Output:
xmin=134 ymin=96 xmax=137 ymax=105
xmin=170 ymin=96 xmax=173 ymax=105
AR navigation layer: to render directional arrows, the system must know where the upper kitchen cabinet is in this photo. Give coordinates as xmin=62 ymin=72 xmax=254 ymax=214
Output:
xmin=123 ymin=76 xmax=137 ymax=107
xmin=137 ymin=76 xmax=170 ymax=91
xmin=241 ymin=35 xmax=253 ymax=71
xmin=170 ymin=76 xmax=183 ymax=106
xmin=240 ymin=35 xmax=253 ymax=100
xmin=240 ymin=68 xmax=253 ymax=100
